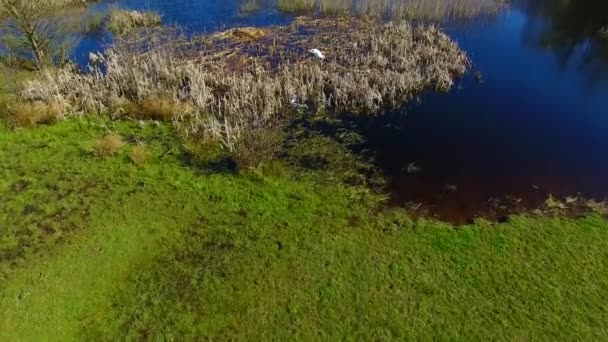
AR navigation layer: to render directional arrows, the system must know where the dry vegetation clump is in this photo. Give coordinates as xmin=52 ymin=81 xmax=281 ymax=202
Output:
xmin=215 ymin=27 xmax=268 ymax=42
xmin=6 ymin=99 xmax=67 ymax=127
xmin=107 ymin=9 xmax=162 ymax=36
xmin=20 ymin=17 xmax=469 ymax=150
xmin=130 ymin=143 xmax=148 ymax=166
xmin=138 ymin=97 xmax=188 ymax=121
xmin=92 ymin=134 xmax=125 ymax=157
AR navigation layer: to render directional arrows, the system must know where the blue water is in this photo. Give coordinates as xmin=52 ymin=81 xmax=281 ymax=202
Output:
xmin=72 ymin=0 xmax=608 ymax=222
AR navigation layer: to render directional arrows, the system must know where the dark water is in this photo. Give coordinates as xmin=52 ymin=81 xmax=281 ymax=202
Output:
xmin=74 ymin=0 xmax=608 ymax=223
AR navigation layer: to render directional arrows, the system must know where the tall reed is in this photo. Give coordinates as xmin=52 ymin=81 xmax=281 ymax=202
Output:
xmin=270 ymin=0 xmax=505 ymax=20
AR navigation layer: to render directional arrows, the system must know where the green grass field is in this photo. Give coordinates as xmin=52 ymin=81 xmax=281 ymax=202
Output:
xmin=1 ymin=116 xmax=607 ymax=340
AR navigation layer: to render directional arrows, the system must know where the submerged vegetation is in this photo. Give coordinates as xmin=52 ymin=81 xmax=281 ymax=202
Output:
xmin=19 ymin=17 xmax=469 ymax=150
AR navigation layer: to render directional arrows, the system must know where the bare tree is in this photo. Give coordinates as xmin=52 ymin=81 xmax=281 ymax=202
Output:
xmin=0 ymin=0 xmax=80 ymax=69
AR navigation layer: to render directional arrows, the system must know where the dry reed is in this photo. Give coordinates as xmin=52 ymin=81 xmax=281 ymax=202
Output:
xmin=21 ymin=17 xmax=469 ymax=150
xmin=107 ymin=9 xmax=162 ymax=36
xmin=268 ymin=0 xmax=506 ymax=20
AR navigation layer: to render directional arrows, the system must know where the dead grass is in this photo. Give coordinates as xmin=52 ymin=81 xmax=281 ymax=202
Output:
xmin=130 ymin=144 xmax=148 ymax=166
xmin=92 ymin=134 xmax=125 ymax=157
xmin=108 ymin=96 xmax=139 ymax=117
xmin=6 ymin=100 xmax=66 ymax=128
xmin=107 ymin=9 xmax=162 ymax=36
xmin=20 ymin=17 xmax=469 ymax=150
xmin=138 ymin=97 xmax=187 ymax=121
xmin=215 ymin=27 xmax=268 ymax=42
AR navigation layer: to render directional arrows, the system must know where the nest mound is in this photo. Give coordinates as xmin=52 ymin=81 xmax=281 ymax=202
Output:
xmin=213 ymin=27 xmax=268 ymax=42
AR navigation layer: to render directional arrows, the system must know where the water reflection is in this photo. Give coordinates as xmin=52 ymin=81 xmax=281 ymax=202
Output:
xmin=517 ymin=0 xmax=608 ymax=82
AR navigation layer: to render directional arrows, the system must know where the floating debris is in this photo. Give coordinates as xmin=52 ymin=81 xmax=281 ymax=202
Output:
xmin=405 ymin=162 xmax=421 ymax=174
xmin=445 ymin=184 xmax=457 ymax=192
xmin=473 ymin=70 xmax=485 ymax=84
xmin=545 ymin=195 xmax=566 ymax=210
xmin=599 ymin=26 xmax=608 ymax=40
xmin=565 ymin=196 xmax=579 ymax=205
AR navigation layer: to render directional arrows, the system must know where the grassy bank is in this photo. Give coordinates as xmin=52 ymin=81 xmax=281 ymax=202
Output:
xmin=0 ymin=115 xmax=607 ymax=339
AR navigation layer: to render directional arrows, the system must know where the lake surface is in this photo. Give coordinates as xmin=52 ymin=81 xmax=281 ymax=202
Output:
xmin=75 ymin=0 xmax=608 ymax=223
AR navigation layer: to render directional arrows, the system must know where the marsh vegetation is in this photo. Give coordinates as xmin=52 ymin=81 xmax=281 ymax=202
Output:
xmin=19 ymin=17 xmax=469 ymax=150
xmin=107 ymin=8 xmax=161 ymax=35
xmin=242 ymin=0 xmax=505 ymax=20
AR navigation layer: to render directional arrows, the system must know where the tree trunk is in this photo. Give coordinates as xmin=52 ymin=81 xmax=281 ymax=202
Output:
xmin=28 ymin=35 xmax=45 ymax=69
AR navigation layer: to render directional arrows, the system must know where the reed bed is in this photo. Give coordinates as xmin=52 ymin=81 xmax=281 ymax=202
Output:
xmin=107 ymin=9 xmax=162 ymax=36
xmin=262 ymin=0 xmax=505 ymax=20
xmin=20 ymin=17 xmax=469 ymax=150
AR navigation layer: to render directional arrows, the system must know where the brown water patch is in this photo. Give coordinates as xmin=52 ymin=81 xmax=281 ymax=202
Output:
xmin=392 ymin=173 xmax=608 ymax=225
xmin=315 ymin=107 xmax=608 ymax=225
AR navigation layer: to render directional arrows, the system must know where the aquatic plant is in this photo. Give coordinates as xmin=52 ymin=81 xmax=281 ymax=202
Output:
xmin=107 ymin=9 xmax=162 ymax=36
xmin=20 ymin=17 xmax=469 ymax=150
